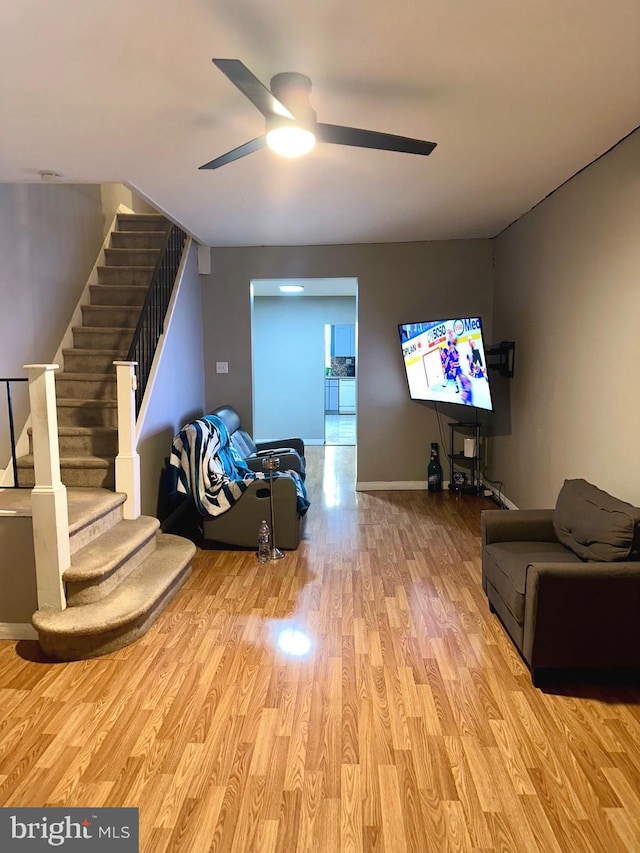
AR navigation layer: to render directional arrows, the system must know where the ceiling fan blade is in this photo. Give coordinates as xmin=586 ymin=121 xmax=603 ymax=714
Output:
xmin=212 ymin=59 xmax=294 ymax=120
xmin=199 ymin=136 xmax=266 ymax=170
xmin=316 ymin=123 xmax=436 ymax=157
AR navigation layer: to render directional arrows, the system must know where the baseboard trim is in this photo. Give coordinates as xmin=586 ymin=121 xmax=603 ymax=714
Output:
xmin=256 ymin=438 xmax=325 ymax=446
xmin=356 ymin=478 xmax=519 ymax=505
xmin=356 ymin=481 xmax=428 ymax=491
xmin=0 ymin=623 xmax=38 ymax=641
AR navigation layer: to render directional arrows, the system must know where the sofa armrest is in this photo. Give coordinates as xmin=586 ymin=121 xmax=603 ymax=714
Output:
xmin=245 ymin=451 xmax=304 ymax=475
xmin=256 ymin=437 xmax=305 ymax=457
xmin=202 ymin=475 xmax=302 ymax=550
xmin=522 ymin=560 xmax=640 ymax=667
xmin=482 ymin=509 xmax=556 ymax=546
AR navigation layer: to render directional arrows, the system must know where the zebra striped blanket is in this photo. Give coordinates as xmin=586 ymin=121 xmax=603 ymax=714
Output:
xmin=169 ymin=415 xmax=310 ymax=518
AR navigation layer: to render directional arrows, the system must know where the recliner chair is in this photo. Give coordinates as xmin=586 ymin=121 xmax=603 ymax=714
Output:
xmin=164 ymin=409 xmax=308 ymax=550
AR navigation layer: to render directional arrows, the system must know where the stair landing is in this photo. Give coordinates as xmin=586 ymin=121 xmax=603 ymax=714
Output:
xmin=21 ymin=487 xmax=196 ymax=661
xmin=34 ymin=534 xmax=195 ymax=661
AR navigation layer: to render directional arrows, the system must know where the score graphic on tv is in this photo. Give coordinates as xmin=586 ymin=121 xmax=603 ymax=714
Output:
xmin=398 ymin=316 xmax=494 ymax=411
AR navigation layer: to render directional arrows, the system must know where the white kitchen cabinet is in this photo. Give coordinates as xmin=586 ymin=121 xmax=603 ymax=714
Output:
xmin=325 ymin=379 xmax=340 ymax=413
xmin=338 ymin=378 xmax=356 ymax=414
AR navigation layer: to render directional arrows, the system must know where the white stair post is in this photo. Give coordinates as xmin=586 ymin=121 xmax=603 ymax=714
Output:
xmin=24 ymin=363 xmax=69 ymax=611
xmin=114 ymin=361 xmax=141 ymax=520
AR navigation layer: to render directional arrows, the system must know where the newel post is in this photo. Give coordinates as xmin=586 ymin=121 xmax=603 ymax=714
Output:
xmin=24 ymin=363 xmax=69 ymax=611
xmin=114 ymin=361 xmax=141 ymax=520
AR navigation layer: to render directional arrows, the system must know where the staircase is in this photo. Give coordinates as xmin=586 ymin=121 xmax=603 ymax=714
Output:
xmin=32 ymin=488 xmax=195 ymax=661
xmin=20 ymin=213 xmax=196 ymax=660
xmin=17 ymin=212 xmax=169 ymax=489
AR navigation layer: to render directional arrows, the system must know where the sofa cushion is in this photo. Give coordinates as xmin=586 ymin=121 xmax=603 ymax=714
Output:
xmin=212 ymin=405 xmax=241 ymax=435
xmin=230 ymin=429 xmax=257 ymax=458
xmin=553 ymin=479 xmax=640 ymax=562
xmin=211 ymin=406 xmax=259 ymax=458
xmin=484 ymin=540 xmax=582 ymax=625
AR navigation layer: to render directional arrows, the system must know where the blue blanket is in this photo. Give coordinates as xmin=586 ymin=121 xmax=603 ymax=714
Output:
xmin=169 ymin=415 xmax=310 ymax=517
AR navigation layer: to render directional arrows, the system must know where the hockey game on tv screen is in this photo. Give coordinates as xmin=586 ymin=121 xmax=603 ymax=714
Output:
xmin=398 ymin=316 xmax=494 ymax=411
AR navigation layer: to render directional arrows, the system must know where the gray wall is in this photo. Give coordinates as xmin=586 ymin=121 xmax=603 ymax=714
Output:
xmin=137 ymin=241 xmax=206 ymax=516
xmin=253 ymin=295 xmax=356 ymax=442
xmin=0 ymin=516 xmax=37 ymax=626
xmin=202 ymin=240 xmax=494 ymax=483
xmin=100 ymin=184 xmax=158 ymax=234
xmin=0 ymin=183 xmax=104 ymax=467
xmin=491 ymin=128 xmax=640 ymax=508
xmin=0 ymin=184 xmax=204 ymax=517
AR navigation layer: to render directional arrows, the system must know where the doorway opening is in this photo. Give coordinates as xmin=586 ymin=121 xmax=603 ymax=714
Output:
xmin=324 ymin=322 xmax=356 ymax=446
xmin=251 ymin=278 xmax=357 ymax=447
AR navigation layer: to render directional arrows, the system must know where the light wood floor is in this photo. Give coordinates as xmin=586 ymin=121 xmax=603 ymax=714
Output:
xmin=1 ymin=446 xmax=639 ymax=852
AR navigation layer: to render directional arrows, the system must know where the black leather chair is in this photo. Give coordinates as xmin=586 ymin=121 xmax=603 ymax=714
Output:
xmin=163 ymin=408 xmax=307 ymax=550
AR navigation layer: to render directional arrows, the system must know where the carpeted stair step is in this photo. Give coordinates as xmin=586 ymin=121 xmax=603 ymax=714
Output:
xmin=96 ymin=266 xmax=155 ymax=287
xmin=27 ymin=425 xmax=118 ymax=457
xmin=81 ymin=305 xmax=141 ymax=328
xmin=16 ymin=454 xmax=115 ymax=489
xmin=110 ymin=231 xmax=167 ymax=250
xmin=32 ymin=533 xmax=195 ymax=661
xmin=104 ymin=247 xmax=162 ymax=267
xmin=67 ymin=488 xmax=126 ymax=554
xmin=117 ymin=213 xmax=168 ymax=233
xmin=72 ymin=326 xmax=134 ymax=351
xmin=89 ymin=284 xmax=149 ymax=307
xmin=56 ymin=399 xmax=118 ymax=429
xmin=62 ymin=348 xmax=125 ymax=373
xmin=64 ymin=516 xmax=161 ymax=606
xmin=56 ymin=372 xmax=117 ymax=401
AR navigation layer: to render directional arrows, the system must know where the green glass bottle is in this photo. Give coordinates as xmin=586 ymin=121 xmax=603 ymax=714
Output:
xmin=428 ymin=442 xmax=443 ymax=492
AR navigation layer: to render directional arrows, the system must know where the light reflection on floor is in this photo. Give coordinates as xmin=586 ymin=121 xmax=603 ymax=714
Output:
xmin=276 ymin=628 xmax=313 ymax=657
xmin=319 ymin=445 xmax=359 ymax=510
xmin=322 ymin=446 xmax=341 ymax=508
xmin=324 ymin=414 xmax=356 ymax=445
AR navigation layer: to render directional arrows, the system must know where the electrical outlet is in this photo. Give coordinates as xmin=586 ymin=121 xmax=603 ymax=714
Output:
xmin=216 ymin=361 xmax=229 ymax=374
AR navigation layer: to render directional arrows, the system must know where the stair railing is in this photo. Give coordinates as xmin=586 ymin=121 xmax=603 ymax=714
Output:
xmin=115 ymin=222 xmax=188 ymax=518
xmin=1 ymin=377 xmax=28 ymax=488
xmin=126 ymin=224 xmax=188 ymax=414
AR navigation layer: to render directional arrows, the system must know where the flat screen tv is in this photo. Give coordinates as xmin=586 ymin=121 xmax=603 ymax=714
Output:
xmin=398 ymin=316 xmax=494 ymax=411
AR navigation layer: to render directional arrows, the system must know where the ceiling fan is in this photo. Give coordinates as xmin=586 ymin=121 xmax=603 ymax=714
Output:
xmin=199 ymin=58 xmax=437 ymax=170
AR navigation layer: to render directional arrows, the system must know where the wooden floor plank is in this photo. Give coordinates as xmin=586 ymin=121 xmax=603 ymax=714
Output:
xmin=1 ymin=446 xmax=639 ymax=851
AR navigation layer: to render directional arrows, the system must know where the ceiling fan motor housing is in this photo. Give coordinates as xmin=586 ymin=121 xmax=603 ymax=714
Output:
xmin=269 ymin=72 xmax=317 ymax=131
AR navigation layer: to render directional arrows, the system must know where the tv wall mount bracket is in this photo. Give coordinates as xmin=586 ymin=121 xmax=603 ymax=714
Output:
xmin=486 ymin=341 xmax=515 ymax=378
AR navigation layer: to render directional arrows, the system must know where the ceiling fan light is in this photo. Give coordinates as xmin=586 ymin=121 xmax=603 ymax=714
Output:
xmin=266 ymin=126 xmax=316 ymax=158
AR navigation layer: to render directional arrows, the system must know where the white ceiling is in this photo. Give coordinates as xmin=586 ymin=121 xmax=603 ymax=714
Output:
xmin=1 ymin=1 xmax=638 ymax=247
